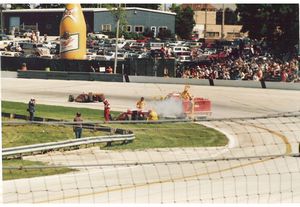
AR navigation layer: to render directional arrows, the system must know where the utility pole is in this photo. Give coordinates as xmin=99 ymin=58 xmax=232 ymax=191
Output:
xmin=221 ymin=4 xmax=225 ymax=40
xmin=0 ymin=4 xmax=11 ymax=33
xmin=0 ymin=4 xmax=5 ymax=33
xmin=113 ymin=4 xmax=121 ymax=74
xmin=0 ymin=6 xmax=3 ymax=33
xmin=204 ymin=4 xmax=207 ymax=40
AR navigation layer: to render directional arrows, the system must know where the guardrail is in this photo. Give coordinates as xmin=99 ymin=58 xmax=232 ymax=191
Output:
xmin=2 ymin=134 xmax=135 ymax=159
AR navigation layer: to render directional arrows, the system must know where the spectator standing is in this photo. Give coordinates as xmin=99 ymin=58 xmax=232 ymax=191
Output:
xmin=281 ymin=69 xmax=288 ymax=82
xmin=27 ymin=98 xmax=36 ymax=121
xmin=21 ymin=63 xmax=27 ymax=71
xmin=36 ymin=30 xmax=40 ymax=43
xmin=105 ymin=66 xmax=113 ymax=74
xmin=30 ymin=31 xmax=36 ymax=42
xmin=103 ymin=99 xmax=111 ymax=121
xmin=90 ymin=65 xmax=96 ymax=72
xmin=160 ymin=46 xmax=165 ymax=58
xmin=43 ymin=34 xmax=48 ymax=42
xmin=257 ymin=67 xmax=263 ymax=81
xmin=73 ymin=112 xmax=83 ymax=138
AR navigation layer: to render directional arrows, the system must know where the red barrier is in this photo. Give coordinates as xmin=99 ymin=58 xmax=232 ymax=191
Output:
xmin=193 ymin=98 xmax=211 ymax=114
xmin=182 ymin=101 xmax=192 ymax=113
xmin=182 ymin=98 xmax=211 ymax=115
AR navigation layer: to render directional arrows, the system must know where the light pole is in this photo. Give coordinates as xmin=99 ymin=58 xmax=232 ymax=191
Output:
xmin=0 ymin=4 xmax=11 ymax=34
xmin=221 ymin=4 xmax=225 ymax=40
xmin=113 ymin=4 xmax=121 ymax=74
xmin=0 ymin=4 xmax=4 ymax=33
xmin=204 ymin=4 xmax=207 ymax=40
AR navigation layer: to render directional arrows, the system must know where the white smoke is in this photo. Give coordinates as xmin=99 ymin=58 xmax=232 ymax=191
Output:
xmin=148 ymin=97 xmax=184 ymax=118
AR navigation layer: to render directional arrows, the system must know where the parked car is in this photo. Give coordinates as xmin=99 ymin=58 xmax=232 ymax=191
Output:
xmin=111 ymin=38 xmax=127 ymax=49
xmin=150 ymin=42 xmax=165 ymax=51
xmin=42 ymin=41 xmax=57 ymax=49
xmin=104 ymin=52 xmax=125 ymax=61
xmin=138 ymin=52 xmax=151 ymax=59
xmin=125 ymin=51 xmax=139 ymax=59
xmin=172 ymin=46 xmax=190 ymax=56
xmin=0 ymin=51 xmax=21 ymax=57
xmin=20 ymin=42 xmax=50 ymax=56
xmin=0 ymin=34 xmax=10 ymax=50
xmin=136 ymin=37 xmax=151 ymax=43
xmin=177 ymin=55 xmax=192 ymax=62
xmin=88 ymin=32 xmax=108 ymax=39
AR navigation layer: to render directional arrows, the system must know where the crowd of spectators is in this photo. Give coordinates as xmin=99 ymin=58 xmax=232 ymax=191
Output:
xmin=175 ymin=43 xmax=299 ymax=83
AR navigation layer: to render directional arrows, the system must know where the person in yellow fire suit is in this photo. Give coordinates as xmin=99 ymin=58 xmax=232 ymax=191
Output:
xmin=136 ymin=97 xmax=146 ymax=110
xmin=147 ymin=109 xmax=158 ymax=121
xmin=181 ymin=85 xmax=192 ymax=100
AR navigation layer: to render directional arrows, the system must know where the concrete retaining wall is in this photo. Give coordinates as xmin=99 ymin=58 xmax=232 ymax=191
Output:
xmin=264 ymin=81 xmax=300 ymax=90
xmin=128 ymin=76 xmax=300 ymax=91
xmin=14 ymin=71 xmax=300 ymax=91
xmin=213 ymin=79 xmax=262 ymax=88
xmin=17 ymin=70 xmax=124 ymax=82
xmin=128 ymin=76 xmax=210 ymax=86
xmin=1 ymin=71 xmax=18 ymax=78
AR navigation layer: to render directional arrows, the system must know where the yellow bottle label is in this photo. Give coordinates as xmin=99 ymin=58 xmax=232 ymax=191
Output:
xmin=60 ymin=32 xmax=80 ymax=53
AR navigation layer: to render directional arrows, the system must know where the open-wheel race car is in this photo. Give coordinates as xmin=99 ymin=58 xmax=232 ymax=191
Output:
xmin=68 ymin=92 xmax=105 ymax=103
xmin=165 ymin=92 xmax=212 ymax=119
xmin=114 ymin=86 xmax=211 ymax=121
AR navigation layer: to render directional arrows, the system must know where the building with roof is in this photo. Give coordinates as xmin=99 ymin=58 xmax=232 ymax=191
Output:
xmin=2 ymin=7 xmax=175 ymax=37
xmin=182 ymin=4 xmax=245 ymax=41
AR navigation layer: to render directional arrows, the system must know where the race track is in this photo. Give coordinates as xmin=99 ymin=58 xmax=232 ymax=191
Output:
xmin=2 ymin=78 xmax=300 ymax=203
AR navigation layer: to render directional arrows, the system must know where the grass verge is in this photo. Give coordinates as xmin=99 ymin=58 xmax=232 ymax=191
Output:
xmin=2 ymin=159 xmax=75 ymax=180
xmin=2 ymin=100 xmax=119 ymax=121
xmin=2 ymin=100 xmax=228 ymax=180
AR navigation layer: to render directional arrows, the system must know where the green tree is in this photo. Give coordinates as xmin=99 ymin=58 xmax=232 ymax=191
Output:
xmin=216 ymin=8 xmax=238 ymax=25
xmin=157 ymin=28 xmax=172 ymax=40
xmin=106 ymin=4 xmax=127 ymax=37
xmin=170 ymin=4 xmax=195 ymax=40
xmin=236 ymin=4 xmax=299 ymax=59
xmin=143 ymin=27 xmax=154 ymax=38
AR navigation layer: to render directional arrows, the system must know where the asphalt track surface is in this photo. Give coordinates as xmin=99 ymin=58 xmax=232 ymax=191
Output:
xmin=2 ymin=78 xmax=300 ymax=203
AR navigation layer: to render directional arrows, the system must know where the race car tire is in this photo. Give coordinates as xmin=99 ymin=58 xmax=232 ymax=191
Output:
xmin=68 ymin=95 xmax=74 ymax=102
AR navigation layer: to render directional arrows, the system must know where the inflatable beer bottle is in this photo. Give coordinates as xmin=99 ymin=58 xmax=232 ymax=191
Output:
xmin=60 ymin=4 xmax=86 ymax=59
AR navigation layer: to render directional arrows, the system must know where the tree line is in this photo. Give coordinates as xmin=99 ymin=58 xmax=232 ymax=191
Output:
xmin=4 ymin=4 xmax=299 ymax=59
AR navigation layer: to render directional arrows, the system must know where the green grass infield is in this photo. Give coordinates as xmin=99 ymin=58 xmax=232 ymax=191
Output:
xmin=2 ymin=100 xmax=228 ymax=180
